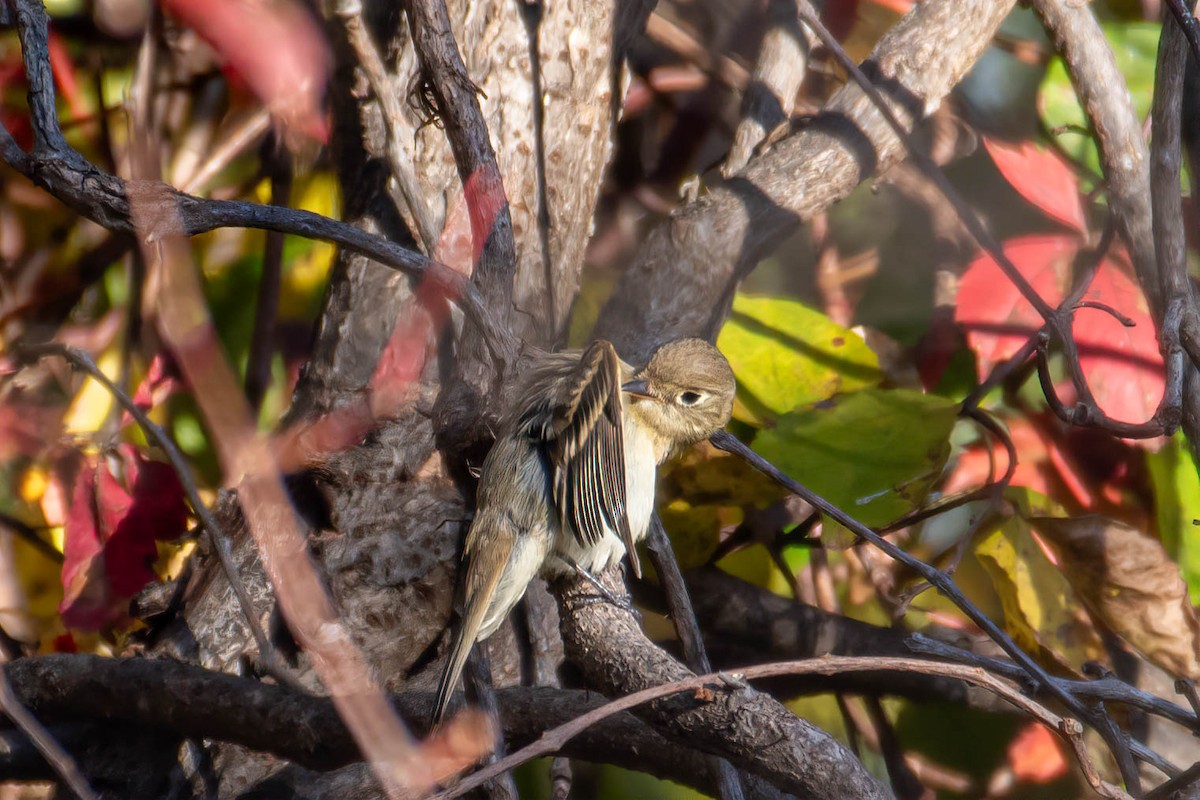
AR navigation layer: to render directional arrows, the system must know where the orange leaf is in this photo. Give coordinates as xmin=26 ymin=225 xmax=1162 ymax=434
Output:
xmin=1007 ymin=723 xmax=1067 ymax=784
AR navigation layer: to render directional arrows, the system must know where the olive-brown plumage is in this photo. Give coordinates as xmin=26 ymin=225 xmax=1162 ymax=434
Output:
xmin=431 ymin=338 xmax=735 ymax=725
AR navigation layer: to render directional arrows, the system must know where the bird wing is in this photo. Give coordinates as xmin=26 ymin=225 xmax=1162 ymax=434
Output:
xmin=522 ymin=340 xmax=636 ymax=574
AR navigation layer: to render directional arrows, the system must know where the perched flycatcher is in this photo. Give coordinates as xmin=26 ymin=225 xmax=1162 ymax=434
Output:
xmin=431 ymin=338 xmax=736 ymax=724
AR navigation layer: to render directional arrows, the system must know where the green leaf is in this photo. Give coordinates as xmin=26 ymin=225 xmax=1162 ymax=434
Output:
xmin=1039 ymin=22 xmax=1174 ymax=190
xmin=1146 ymin=434 xmax=1200 ymax=603
xmin=751 ymin=389 xmax=956 ymax=527
xmin=716 ymin=294 xmax=882 ymax=425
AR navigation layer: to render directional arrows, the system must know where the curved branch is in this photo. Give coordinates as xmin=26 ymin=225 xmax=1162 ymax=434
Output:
xmin=707 ymin=431 xmax=1156 ymax=789
xmin=445 ymin=655 xmax=1134 ymax=800
xmin=1151 ymin=0 xmax=1200 ymax=464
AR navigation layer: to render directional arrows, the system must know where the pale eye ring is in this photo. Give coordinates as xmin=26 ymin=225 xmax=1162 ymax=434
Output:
xmin=678 ymin=391 xmax=703 ymax=406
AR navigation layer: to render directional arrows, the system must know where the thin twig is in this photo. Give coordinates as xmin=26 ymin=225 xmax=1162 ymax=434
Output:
xmin=333 ymin=0 xmax=440 ymax=252
xmin=178 ymin=110 xmax=271 ymax=196
xmin=245 ymin=138 xmax=290 ymax=413
xmin=516 ymin=0 xmax=557 ymax=340
xmin=0 ymin=512 xmax=62 ymax=564
xmin=0 ymin=0 xmax=511 ymax=362
xmin=907 ymin=633 xmax=1180 ymax=777
xmin=799 ymin=4 xmax=1179 ymax=447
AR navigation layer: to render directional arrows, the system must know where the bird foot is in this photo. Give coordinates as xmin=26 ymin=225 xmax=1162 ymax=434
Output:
xmin=562 ymin=557 xmax=639 ymax=618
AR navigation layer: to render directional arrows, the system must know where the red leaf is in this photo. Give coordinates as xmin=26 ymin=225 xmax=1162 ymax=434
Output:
xmin=0 ymin=395 xmax=61 ymax=460
xmin=943 ymin=417 xmax=1054 ymax=498
xmin=125 ymin=352 xmax=183 ymax=424
xmin=1071 ymin=265 xmax=1164 ymax=429
xmin=1008 ymin=723 xmax=1068 ymax=784
xmin=913 ymin=306 xmax=961 ymax=390
xmin=0 ymin=59 xmax=32 ymax=152
xmin=956 ymin=235 xmax=1073 ymax=369
xmin=956 ymin=235 xmax=1164 ymax=438
xmin=822 ymin=0 xmax=858 ymax=41
xmin=983 ymin=137 xmax=1088 ymax=234
xmin=61 ymin=455 xmax=107 ymax=629
xmin=60 ymin=445 xmax=188 ymax=630
xmin=51 ymin=633 xmax=77 ymax=653
xmin=157 ymin=0 xmax=331 ymax=144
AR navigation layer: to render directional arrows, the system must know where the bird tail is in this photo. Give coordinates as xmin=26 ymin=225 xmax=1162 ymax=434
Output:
xmin=433 ymin=575 xmax=499 ymax=726
xmin=431 ymin=618 xmax=476 ymax=727
xmin=432 ymin=515 xmax=525 ymax=727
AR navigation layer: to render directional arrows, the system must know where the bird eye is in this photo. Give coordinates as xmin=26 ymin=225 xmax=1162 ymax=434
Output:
xmin=678 ymin=391 xmax=703 ymax=406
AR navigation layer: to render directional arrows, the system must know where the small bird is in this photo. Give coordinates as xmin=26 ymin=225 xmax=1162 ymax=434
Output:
xmin=431 ymin=338 xmax=736 ymax=724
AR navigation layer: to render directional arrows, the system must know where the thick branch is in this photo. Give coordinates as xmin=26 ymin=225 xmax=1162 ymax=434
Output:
xmin=404 ymin=0 xmax=519 ymax=456
xmin=1151 ymin=2 xmax=1200 ymax=463
xmin=724 ymin=0 xmax=817 ymax=176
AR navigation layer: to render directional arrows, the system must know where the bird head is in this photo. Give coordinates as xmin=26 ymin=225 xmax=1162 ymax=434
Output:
xmin=622 ymin=338 xmax=736 ymax=455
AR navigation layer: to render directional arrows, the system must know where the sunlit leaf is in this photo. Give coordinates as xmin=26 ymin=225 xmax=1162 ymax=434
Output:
xmin=717 ymin=294 xmax=882 ymax=425
xmin=975 ymin=513 xmax=1103 ymax=673
xmin=956 ymin=235 xmax=1164 ymax=437
xmin=64 ymin=349 xmax=121 ymax=434
xmin=752 ymin=388 xmax=956 ymax=527
xmin=1146 ymin=435 xmax=1200 ymax=603
xmin=279 ymin=172 xmax=339 ymax=320
xmin=982 ymin=137 xmax=1087 ymax=234
xmin=1007 ymin=723 xmax=1069 ymax=784
xmin=61 ymin=444 xmax=189 ymax=630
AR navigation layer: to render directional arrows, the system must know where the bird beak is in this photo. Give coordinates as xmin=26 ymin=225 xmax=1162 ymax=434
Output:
xmin=621 ymin=379 xmax=654 ymax=399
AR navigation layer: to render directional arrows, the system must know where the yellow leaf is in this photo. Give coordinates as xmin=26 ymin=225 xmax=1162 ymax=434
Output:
xmin=18 ymin=466 xmax=48 ymax=505
xmin=975 ymin=515 xmax=1104 ymax=674
xmin=63 ymin=349 xmax=121 ymax=434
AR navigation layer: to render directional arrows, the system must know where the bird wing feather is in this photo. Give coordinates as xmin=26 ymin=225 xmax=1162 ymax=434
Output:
xmin=521 ymin=341 xmax=636 ymax=573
